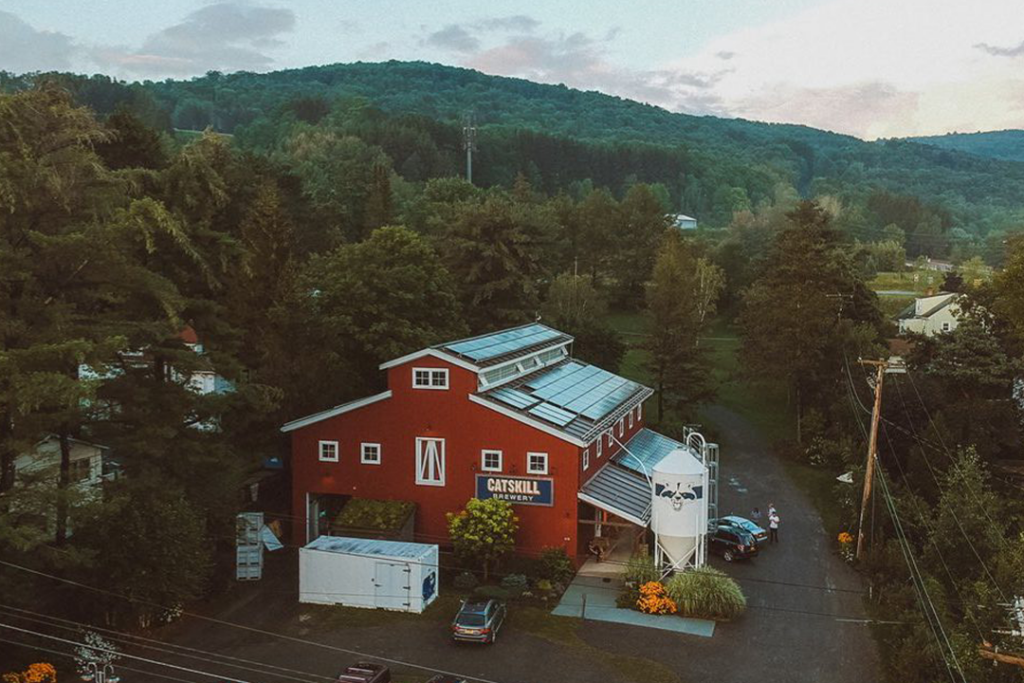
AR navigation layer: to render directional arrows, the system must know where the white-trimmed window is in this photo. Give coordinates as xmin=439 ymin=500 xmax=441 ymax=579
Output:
xmin=596 ymin=439 xmax=603 ymax=458
xmin=415 ymin=437 xmax=445 ymax=486
xmin=637 ymin=403 xmax=643 ymax=421
xmin=583 ymin=448 xmax=590 ymax=471
xmin=618 ymin=417 xmax=625 ymax=436
xmin=413 ymin=368 xmax=449 ymax=390
xmin=318 ymin=440 xmax=339 ymax=462
xmin=629 ymin=409 xmax=635 ymax=430
xmin=361 ymin=442 xmax=381 ymax=465
xmin=481 ymin=449 xmax=503 ymax=472
xmin=606 ymin=430 xmax=614 ymax=448
xmin=941 ymin=321 xmax=952 ymax=332
xmin=527 ymin=452 xmax=549 ymax=475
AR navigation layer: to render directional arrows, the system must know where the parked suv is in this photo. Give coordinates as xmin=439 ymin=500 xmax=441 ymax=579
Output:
xmin=451 ymin=599 xmax=506 ymax=644
xmin=717 ymin=515 xmax=769 ymax=545
xmin=710 ymin=526 xmax=759 ymax=562
xmin=337 ymin=662 xmax=390 ymax=683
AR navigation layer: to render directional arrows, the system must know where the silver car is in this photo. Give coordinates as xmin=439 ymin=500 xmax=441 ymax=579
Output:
xmin=450 ymin=599 xmax=506 ymax=644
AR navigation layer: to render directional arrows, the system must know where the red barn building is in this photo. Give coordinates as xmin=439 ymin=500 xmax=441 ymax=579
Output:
xmin=283 ymin=323 xmax=703 ymax=562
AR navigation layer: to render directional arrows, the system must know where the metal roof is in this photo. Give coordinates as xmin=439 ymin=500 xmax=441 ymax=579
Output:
xmin=615 ymin=428 xmax=694 ymax=475
xmin=578 ymin=463 xmax=652 ymax=526
xmin=303 ymin=536 xmax=436 ymax=560
xmin=478 ymin=359 xmax=652 ymax=442
xmin=438 ymin=323 xmax=572 ymax=367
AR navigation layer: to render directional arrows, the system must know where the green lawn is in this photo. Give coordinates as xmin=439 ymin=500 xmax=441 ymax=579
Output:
xmin=868 ymin=269 xmax=941 ymax=293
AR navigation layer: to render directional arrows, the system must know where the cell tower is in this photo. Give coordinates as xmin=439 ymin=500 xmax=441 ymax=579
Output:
xmin=462 ymin=112 xmax=477 ymax=184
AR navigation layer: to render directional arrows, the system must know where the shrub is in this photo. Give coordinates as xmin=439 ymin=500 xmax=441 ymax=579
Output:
xmin=500 ymin=573 xmax=528 ymax=592
xmin=453 ymin=571 xmax=478 ymax=591
xmin=333 ymin=498 xmax=414 ymax=531
xmin=473 ymin=585 xmax=510 ymax=601
xmin=636 ymin=581 xmax=676 ymax=615
xmin=535 ymin=578 xmax=553 ymax=592
xmin=447 ymin=499 xmax=518 ymax=580
xmin=623 ymin=553 xmax=660 ymax=587
xmin=616 ymin=585 xmax=640 ymax=608
xmin=538 ymin=546 xmax=574 ymax=583
xmin=666 ymin=567 xmax=746 ymax=620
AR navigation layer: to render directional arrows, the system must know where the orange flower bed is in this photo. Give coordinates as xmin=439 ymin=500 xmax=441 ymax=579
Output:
xmin=636 ymin=581 xmax=677 ymax=615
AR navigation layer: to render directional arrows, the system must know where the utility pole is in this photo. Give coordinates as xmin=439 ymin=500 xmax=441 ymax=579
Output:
xmin=462 ymin=113 xmax=477 ymax=185
xmin=855 ymin=356 xmax=906 ymax=560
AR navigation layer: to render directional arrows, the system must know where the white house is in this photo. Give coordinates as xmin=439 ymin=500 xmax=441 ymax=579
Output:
xmin=671 ymin=214 xmax=698 ymax=230
xmin=897 ymin=293 xmax=963 ymax=336
xmin=13 ymin=435 xmax=110 ymax=488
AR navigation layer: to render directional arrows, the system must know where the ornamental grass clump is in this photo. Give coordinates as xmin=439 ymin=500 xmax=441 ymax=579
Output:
xmin=666 ymin=567 xmax=746 ymax=620
xmin=624 ymin=553 xmax=661 ymax=586
xmin=636 ymin=581 xmax=677 ymax=615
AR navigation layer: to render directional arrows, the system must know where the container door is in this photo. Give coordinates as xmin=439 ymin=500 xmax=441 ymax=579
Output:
xmin=374 ymin=561 xmax=411 ymax=611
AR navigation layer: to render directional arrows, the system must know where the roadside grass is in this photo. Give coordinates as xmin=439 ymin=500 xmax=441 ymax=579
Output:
xmin=510 ymin=608 xmax=682 ymax=683
xmin=779 ymin=460 xmax=843 ymax=536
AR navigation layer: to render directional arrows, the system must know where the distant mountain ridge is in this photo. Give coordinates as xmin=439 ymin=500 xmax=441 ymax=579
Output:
xmin=908 ymin=130 xmax=1024 ymax=163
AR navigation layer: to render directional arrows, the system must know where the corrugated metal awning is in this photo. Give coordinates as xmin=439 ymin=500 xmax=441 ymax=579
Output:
xmin=578 ymin=463 xmax=652 ymax=527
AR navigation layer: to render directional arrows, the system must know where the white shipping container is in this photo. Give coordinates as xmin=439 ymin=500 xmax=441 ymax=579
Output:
xmin=299 ymin=536 xmax=439 ymax=613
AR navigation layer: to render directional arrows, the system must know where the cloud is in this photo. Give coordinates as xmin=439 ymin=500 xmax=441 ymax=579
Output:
xmin=975 ymin=40 xmax=1024 ymax=57
xmin=0 ymin=10 xmax=77 ymax=72
xmin=477 ymin=15 xmax=540 ymax=33
xmin=94 ymin=2 xmax=295 ymax=76
xmin=425 ymin=24 xmax=480 ymax=53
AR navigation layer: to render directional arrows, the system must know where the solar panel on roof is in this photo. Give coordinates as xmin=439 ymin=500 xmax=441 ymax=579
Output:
xmin=527 ymin=402 xmax=576 ymax=427
xmin=524 ymin=361 xmax=586 ymax=389
xmin=491 ymin=388 xmax=540 ymax=410
xmin=446 ymin=325 xmax=562 ymax=361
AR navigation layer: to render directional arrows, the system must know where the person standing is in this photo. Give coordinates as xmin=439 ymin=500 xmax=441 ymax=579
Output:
xmin=768 ymin=511 xmax=780 ymax=544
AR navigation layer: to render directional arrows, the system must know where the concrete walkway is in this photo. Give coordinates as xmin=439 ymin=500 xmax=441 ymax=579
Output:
xmin=552 ymin=575 xmax=716 ymax=638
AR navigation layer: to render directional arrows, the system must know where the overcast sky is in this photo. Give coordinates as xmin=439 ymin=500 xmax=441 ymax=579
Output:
xmin=3 ymin=0 xmax=1023 ymax=139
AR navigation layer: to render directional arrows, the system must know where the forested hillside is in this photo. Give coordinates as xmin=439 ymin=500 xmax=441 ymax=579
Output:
xmin=909 ymin=129 xmax=1024 ymax=164
xmin=2 ymin=61 xmax=1024 ymax=259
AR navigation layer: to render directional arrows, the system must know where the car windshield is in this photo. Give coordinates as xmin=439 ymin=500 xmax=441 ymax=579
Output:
xmin=458 ymin=613 xmax=487 ymax=626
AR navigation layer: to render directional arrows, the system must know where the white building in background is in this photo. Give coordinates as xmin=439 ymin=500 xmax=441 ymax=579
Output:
xmin=897 ymin=293 xmax=964 ymax=337
xmin=671 ymin=214 xmax=698 ymax=230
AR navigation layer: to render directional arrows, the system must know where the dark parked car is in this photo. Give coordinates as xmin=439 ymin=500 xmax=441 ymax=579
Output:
xmin=337 ymin=662 xmax=390 ymax=683
xmin=451 ymin=598 xmax=506 ymax=644
xmin=718 ymin=515 xmax=769 ymax=545
xmin=710 ymin=526 xmax=759 ymax=562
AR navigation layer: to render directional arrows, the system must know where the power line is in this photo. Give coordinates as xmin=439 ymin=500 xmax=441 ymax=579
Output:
xmin=0 ymin=622 xmax=257 ymax=683
xmin=0 ymin=559 xmax=501 ymax=683
xmin=0 ymin=605 xmax=331 ymax=683
xmin=0 ymin=635 xmax=200 ymax=683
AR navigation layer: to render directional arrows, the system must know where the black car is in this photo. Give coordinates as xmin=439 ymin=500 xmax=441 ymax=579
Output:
xmin=710 ymin=526 xmax=759 ymax=562
xmin=718 ymin=515 xmax=769 ymax=545
xmin=337 ymin=662 xmax=390 ymax=683
xmin=451 ymin=598 xmax=506 ymax=644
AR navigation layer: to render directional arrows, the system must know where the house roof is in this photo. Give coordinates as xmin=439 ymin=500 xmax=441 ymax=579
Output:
xmin=897 ymin=293 xmax=958 ymax=321
xmin=437 ymin=323 xmax=573 ymax=368
xmin=280 ymin=391 xmax=392 ymax=432
xmin=474 ymin=358 xmax=653 ymax=444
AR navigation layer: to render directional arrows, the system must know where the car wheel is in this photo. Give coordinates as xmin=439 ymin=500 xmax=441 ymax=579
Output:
xmin=723 ymin=550 xmax=735 ymax=562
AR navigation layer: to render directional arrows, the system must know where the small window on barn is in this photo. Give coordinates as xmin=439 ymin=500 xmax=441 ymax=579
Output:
xmin=318 ymin=440 xmax=339 ymax=462
xmin=413 ymin=367 xmax=448 ymax=390
xmin=618 ymin=417 xmax=625 ymax=437
xmin=583 ymin=448 xmax=590 ymax=471
xmin=481 ymin=449 xmax=502 ymax=472
xmin=361 ymin=443 xmax=381 ymax=464
xmin=629 ymin=409 xmax=635 ymax=430
xmin=596 ymin=439 xmax=603 ymax=458
xmin=527 ymin=452 xmax=549 ymax=475
xmin=637 ymin=403 xmax=643 ymax=422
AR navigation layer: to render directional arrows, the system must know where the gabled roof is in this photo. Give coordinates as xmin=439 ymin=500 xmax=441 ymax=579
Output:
xmin=474 ymin=358 xmax=652 ymax=444
xmin=280 ymin=391 xmax=392 ymax=432
xmin=897 ymin=292 xmax=959 ymax=321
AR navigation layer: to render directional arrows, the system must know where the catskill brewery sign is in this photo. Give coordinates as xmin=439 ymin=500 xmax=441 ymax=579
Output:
xmin=476 ymin=474 xmax=554 ymax=506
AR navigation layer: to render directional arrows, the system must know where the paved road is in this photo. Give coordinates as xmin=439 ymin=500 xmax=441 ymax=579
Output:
xmin=578 ymin=405 xmax=881 ymax=683
xmin=121 ymin=405 xmax=879 ymax=683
